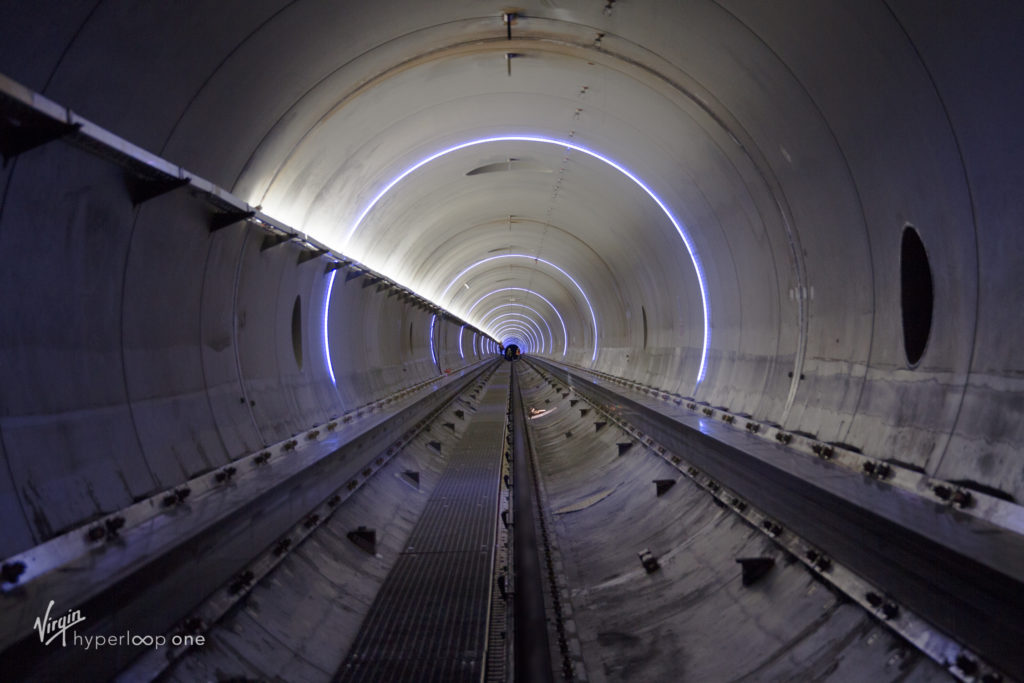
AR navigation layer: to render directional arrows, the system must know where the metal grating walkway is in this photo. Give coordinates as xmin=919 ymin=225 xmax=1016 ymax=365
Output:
xmin=336 ymin=365 xmax=510 ymax=682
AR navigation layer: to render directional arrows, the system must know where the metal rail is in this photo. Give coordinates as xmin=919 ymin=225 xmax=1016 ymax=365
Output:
xmin=335 ymin=364 xmax=511 ymax=682
xmin=526 ymin=356 xmax=1021 ymax=682
xmin=509 ymin=365 xmax=556 ymax=683
xmin=0 ymin=360 xmax=498 ymax=681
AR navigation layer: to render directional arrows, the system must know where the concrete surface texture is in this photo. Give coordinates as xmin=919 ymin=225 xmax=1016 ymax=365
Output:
xmin=0 ymin=1 xmax=1022 ymax=681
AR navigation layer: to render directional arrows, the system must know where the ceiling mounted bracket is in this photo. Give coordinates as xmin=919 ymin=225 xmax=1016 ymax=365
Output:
xmin=210 ymin=209 xmax=255 ymax=232
xmin=130 ymin=175 xmax=190 ymax=206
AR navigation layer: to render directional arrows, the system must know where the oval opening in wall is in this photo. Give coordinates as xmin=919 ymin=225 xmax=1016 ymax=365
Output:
xmin=900 ymin=225 xmax=933 ymax=367
xmin=292 ymin=295 xmax=303 ymax=369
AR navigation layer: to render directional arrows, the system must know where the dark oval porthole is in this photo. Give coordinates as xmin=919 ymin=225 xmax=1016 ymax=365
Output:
xmin=900 ymin=226 xmax=933 ymax=367
xmin=291 ymin=295 xmax=303 ymax=369
xmin=641 ymin=305 xmax=649 ymax=350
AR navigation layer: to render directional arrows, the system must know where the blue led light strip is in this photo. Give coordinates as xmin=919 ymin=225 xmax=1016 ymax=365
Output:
xmin=467 ymin=287 xmax=567 ymax=356
xmin=345 ymin=135 xmax=709 ymax=383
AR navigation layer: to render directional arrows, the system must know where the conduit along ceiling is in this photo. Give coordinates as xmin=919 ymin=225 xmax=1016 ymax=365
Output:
xmin=1 ymin=1 xmax=1023 ymax=681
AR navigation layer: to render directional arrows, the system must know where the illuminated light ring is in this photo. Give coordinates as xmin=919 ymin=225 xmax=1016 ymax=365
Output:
xmin=467 ymin=287 xmax=568 ymax=356
xmin=439 ymin=254 xmax=597 ymax=361
xmin=324 ymin=269 xmax=338 ymax=385
xmin=494 ymin=322 xmax=533 ymax=340
xmin=458 ymin=326 xmax=501 ymax=360
xmin=479 ymin=303 xmax=554 ymax=353
xmin=483 ymin=312 xmax=545 ymax=353
xmin=344 ymin=136 xmax=709 ymax=382
xmin=494 ymin=325 xmax=534 ymax=352
xmin=480 ymin=303 xmax=554 ymax=343
xmin=429 ymin=314 xmax=438 ymax=368
xmin=482 ymin=313 xmax=545 ymax=354
xmin=492 ymin=323 xmax=538 ymax=353
xmin=498 ymin=334 xmax=529 ymax=354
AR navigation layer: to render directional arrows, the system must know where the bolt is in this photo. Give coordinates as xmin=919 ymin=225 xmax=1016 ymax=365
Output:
xmin=955 ymin=655 xmax=978 ymax=676
xmin=1 ymin=561 xmax=26 ymax=584
xmin=952 ymin=489 xmax=974 ymax=508
xmin=105 ymin=516 xmax=125 ymax=537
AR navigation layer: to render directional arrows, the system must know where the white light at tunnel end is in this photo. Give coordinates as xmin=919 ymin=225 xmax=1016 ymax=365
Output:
xmin=338 ymin=135 xmax=709 ymax=385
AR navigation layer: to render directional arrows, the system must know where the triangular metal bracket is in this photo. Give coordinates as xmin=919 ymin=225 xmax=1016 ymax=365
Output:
xmin=737 ymin=557 xmax=775 ymax=586
xmin=654 ymin=479 xmax=676 ymax=496
xmin=260 ymin=232 xmax=292 ymax=251
xmin=297 ymin=248 xmax=328 ymax=265
xmin=347 ymin=526 xmax=377 ymax=555
xmin=210 ymin=210 xmax=255 ymax=232
xmin=0 ymin=120 xmax=81 ymax=163
xmin=130 ymin=175 xmax=190 ymax=205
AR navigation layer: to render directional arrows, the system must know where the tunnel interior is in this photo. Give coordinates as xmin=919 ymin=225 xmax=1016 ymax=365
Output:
xmin=1 ymin=2 xmax=1023 ymax=681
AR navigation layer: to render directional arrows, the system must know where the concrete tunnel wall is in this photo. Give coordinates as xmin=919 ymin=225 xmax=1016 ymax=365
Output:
xmin=0 ymin=135 xmax=487 ymax=557
xmin=0 ymin=0 xmax=1023 ymax=672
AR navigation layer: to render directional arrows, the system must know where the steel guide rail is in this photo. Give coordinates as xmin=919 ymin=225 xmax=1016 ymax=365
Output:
xmin=120 ymin=362 xmax=504 ymax=682
xmin=508 ymin=365 xmax=559 ymax=683
xmin=526 ymin=358 xmax=1015 ymax=683
xmin=513 ymin=364 xmax=588 ymax=682
xmin=0 ymin=360 xmax=498 ymax=680
xmin=0 ymin=361 xmax=487 ymax=601
xmin=553 ymin=358 xmax=1024 ymax=539
xmin=336 ymin=364 xmax=510 ymax=682
xmin=483 ymin=386 xmax=515 ymax=683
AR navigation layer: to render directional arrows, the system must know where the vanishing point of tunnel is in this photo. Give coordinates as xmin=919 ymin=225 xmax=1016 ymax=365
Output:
xmin=1 ymin=2 xmax=1023 ymax=682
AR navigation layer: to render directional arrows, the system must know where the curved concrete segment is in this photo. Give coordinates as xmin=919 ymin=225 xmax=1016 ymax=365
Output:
xmin=1 ymin=1 xmax=1023 ymax=681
